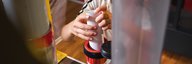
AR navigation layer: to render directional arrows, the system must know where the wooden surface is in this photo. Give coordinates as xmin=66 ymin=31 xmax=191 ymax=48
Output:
xmin=56 ymin=37 xmax=86 ymax=62
xmin=54 ymin=0 xmax=192 ymax=64
xmin=161 ymin=51 xmax=192 ymax=64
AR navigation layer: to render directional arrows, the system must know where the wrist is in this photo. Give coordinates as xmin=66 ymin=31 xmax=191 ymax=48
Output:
xmin=61 ymin=21 xmax=75 ymax=42
xmin=68 ymin=20 xmax=75 ymax=37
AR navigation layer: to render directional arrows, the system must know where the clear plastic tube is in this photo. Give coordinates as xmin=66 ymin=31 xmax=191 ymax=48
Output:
xmin=112 ymin=0 xmax=170 ymax=64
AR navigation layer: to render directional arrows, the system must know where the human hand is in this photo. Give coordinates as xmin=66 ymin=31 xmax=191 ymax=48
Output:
xmin=94 ymin=6 xmax=112 ymax=31
xmin=70 ymin=13 xmax=97 ymax=40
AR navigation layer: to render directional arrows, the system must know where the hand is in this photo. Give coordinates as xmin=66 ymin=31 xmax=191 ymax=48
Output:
xmin=94 ymin=6 xmax=112 ymax=31
xmin=70 ymin=13 xmax=97 ymax=40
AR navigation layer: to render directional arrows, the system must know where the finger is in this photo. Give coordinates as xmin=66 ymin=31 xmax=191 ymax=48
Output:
xmin=71 ymin=28 xmax=93 ymax=40
xmin=94 ymin=6 xmax=107 ymax=14
xmin=102 ymin=25 xmax=110 ymax=31
xmin=74 ymin=21 xmax=96 ymax=30
xmin=96 ymin=11 xmax=110 ymax=22
xmin=95 ymin=12 xmax=104 ymax=23
xmin=78 ymin=34 xmax=93 ymax=40
xmin=98 ymin=19 xmax=111 ymax=27
xmin=76 ymin=33 xmax=92 ymax=40
xmin=75 ymin=27 xmax=97 ymax=36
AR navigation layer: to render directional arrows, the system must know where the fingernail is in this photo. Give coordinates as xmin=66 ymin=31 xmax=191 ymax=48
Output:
xmin=89 ymin=38 xmax=93 ymax=40
xmin=93 ymin=32 xmax=97 ymax=36
xmin=94 ymin=26 xmax=97 ymax=29
xmin=100 ymin=11 xmax=103 ymax=14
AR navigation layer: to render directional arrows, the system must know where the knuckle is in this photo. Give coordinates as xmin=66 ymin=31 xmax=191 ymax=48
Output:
xmin=82 ymin=31 xmax=86 ymax=35
xmin=102 ymin=20 xmax=107 ymax=24
xmin=84 ymin=30 xmax=89 ymax=35
xmin=84 ymin=25 xmax=89 ymax=29
xmin=88 ymin=26 xmax=93 ymax=29
xmin=87 ymin=32 xmax=93 ymax=36
xmin=80 ymin=24 xmax=85 ymax=29
xmin=99 ymin=14 xmax=104 ymax=19
xmin=85 ymin=25 xmax=92 ymax=29
xmin=95 ymin=18 xmax=99 ymax=22
xmin=72 ymin=28 xmax=76 ymax=32
xmin=81 ymin=36 xmax=89 ymax=40
xmin=83 ymin=30 xmax=92 ymax=36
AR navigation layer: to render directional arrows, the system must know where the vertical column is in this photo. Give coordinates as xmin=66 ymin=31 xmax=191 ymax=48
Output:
xmin=112 ymin=0 xmax=170 ymax=64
